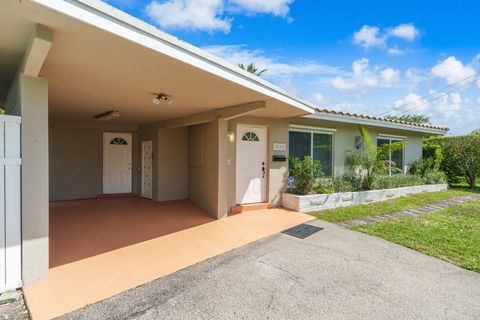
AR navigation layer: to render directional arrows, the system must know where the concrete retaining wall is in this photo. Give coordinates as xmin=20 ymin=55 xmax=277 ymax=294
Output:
xmin=282 ymin=184 xmax=448 ymax=212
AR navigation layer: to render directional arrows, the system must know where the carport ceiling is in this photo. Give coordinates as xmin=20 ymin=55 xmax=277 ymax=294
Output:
xmin=2 ymin=1 xmax=310 ymax=124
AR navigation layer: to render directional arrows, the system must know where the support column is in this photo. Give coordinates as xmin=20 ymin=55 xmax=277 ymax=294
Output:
xmin=5 ymin=23 xmax=52 ymax=285
xmin=6 ymin=75 xmax=49 ymax=284
xmin=216 ymin=119 xmax=229 ymax=219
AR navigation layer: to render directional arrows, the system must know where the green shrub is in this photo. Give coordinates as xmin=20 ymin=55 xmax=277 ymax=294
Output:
xmin=332 ymin=174 xmax=361 ymax=193
xmin=288 ymin=156 xmax=323 ymax=195
xmin=409 ymin=159 xmax=431 ymax=177
xmin=313 ymin=178 xmax=334 ymax=194
xmin=422 ymin=143 xmax=443 ymax=171
xmin=423 ymin=171 xmax=447 ymax=185
xmin=372 ymin=174 xmax=425 ymax=190
xmin=428 ymin=135 xmax=480 ymax=189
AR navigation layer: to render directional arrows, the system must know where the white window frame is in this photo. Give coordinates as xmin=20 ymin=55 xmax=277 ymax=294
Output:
xmin=377 ymin=135 xmax=406 ymax=175
xmin=288 ymin=126 xmax=335 ymax=177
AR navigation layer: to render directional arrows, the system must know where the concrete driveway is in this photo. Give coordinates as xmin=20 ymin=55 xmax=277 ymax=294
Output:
xmin=59 ymin=219 xmax=480 ymax=320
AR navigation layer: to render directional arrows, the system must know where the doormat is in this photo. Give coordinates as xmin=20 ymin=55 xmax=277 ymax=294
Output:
xmin=282 ymin=224 xmax=323 ymax=239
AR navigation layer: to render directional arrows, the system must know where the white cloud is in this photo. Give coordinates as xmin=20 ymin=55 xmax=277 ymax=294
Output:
xmin=387 ymin=23 xmax=420 ymax=41
xmin=392 ymin=91 xmax=464 ymax=120
xmin=331 ymin=76 xmax=356 ymax=90
xmin=332 ymin=102 xmax=368 ymax=113
xmin=477 ymin=98 xmax=480 ymax=106
xmin=203 ymin=44 xmax=339 ymax=76
xmin=353 ymin=23 xmax=420 ymax=54
xmin=393 ymin=93 xmax=429 ymax=113
xmin=381 ymin=68 xmax=400 ymax=84
xmin=353 ymin=25 xmax=384 ymax=49
xmin=146 ymin=0 xmax=230 ymax=33
xmin=228 ymin=0 xmax=293 ymax=16
xmin=312 ymin=93 xmax=326 ymax=103
xmin=405 ymin=68 xmax=429 ymax=85
xmin=431 ymin=56 xmax=476 ymax=84
xmin=387 ymin=47 xmax=407 ymax=56
xmin=145 ymin=0 xmax=294 ymax=32
xmin=331 ymin=58 xmax=399 ymax=90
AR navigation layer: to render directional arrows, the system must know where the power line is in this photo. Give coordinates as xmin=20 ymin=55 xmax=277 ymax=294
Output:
xmin=376 ymin=72 xmax=479 ymax=117
xmin=388 ymin=76 xmax=478 ymax=117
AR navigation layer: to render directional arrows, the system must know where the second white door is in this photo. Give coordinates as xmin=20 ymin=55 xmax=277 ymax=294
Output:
xmin=236 ymin=125 xmax=267 ymax=204
xmin=103 ymin=132 xmax=132 ymax=194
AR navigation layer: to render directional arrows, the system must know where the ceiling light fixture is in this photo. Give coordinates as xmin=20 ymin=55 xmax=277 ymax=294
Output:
xmin=94 ymin=110 xmax=120 ymax=121
xmin=152 ymin=93 xmax=172 ymax=105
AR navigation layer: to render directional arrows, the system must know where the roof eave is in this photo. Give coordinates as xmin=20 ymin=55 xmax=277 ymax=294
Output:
xmin=305 ymin=112 xmax=449 ymax=136
xmin=31 ymin=0 xmax=316 ymax=115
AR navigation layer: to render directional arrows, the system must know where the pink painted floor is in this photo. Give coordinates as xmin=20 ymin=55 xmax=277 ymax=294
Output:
xmin=49 ymin=198 xmax=215 ymax=267
xmin=25 ymin=198 xmax=312 ymax=320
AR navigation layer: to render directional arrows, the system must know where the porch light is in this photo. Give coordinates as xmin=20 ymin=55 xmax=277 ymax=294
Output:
xmin=227 ymin=130 xmax=235 ymax=143
xmin=94 ymin=110 xmax=120 ymax=121
xmin=153 ymin=93 xmax=172 ymax=105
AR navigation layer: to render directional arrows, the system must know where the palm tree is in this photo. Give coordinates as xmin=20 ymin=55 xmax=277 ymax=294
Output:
xmin=345 ymin=127 xmax=403 ymax=190
xmin=238 ymin=63 xmax=268 ymax=77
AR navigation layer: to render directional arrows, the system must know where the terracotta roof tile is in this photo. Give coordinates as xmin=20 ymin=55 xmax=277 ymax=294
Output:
xmin=315 ymin=108 xmax=449 ymax=131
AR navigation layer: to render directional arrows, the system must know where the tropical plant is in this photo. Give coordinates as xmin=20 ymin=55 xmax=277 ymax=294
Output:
xmin=288 ymin=156 xmax=323 ymax=195
xmin=238 ymin=63 xmax=268 ymax=77
xmin=345 ymin=127 xmax=404 ymax=190
xmin=385 ymin=114 xmax=430 ymax=124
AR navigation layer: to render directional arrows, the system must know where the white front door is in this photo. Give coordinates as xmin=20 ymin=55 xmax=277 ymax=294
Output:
xmin=103 ymin=132 xmax=132 ymax=194
xmin=141 ymin=140 xmax=153 ymax=199
xmin=236 ymin=125 xmax=267 ymax=204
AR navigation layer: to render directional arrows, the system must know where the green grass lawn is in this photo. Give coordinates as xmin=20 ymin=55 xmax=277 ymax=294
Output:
xmin=352 ymin=200 xmax=480 ymax=273
xmin=309 ymin=189 xmax=477 ymax=222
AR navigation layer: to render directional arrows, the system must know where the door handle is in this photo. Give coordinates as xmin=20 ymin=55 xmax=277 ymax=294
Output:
xmin=262 ymin=162 xmax=265 ymax=178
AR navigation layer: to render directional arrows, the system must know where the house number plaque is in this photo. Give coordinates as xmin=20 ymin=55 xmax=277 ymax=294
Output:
xmin=273 ymin=143 xmax=287 ymax=151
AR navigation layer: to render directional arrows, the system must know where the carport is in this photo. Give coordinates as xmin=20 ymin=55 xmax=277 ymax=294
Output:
xmin=1 ymin=1 xmax=316 ymax=318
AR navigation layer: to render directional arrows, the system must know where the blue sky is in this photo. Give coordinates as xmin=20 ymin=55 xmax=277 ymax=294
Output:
xmin=106 ymin=0 xmax=480 ymax=135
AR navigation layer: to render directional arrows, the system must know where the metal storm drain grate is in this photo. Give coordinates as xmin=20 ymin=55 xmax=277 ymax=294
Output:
xmin=282 ymin=224 xmax=324 ymax=239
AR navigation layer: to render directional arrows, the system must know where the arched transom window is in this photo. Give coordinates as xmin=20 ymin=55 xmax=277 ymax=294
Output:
xmin=242 ymin=131 xmax=260 ymax=142
xmin=110 ymin=137 xmax=128 ymax=145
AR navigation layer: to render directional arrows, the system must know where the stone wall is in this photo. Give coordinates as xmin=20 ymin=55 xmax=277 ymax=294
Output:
xmin=282 ymin=184 xmax=449 ymax=212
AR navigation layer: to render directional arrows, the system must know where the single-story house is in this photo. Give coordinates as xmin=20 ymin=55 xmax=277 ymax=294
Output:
xmin=0 ymin=0 xmax=448 ymax=295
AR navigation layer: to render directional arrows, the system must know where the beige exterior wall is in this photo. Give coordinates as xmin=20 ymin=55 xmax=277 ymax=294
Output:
xmin=49 ymin=121 xmax=140 ymax=201
xmin=188 ymin=120 xmax=219 ymax=217
xmin=157 ymin=128 xmax=189 ymax=201
xmin=6 ymin=74 xmax=49 ymax=285
xmin=188 ymin=119 xmax=228 ymax=219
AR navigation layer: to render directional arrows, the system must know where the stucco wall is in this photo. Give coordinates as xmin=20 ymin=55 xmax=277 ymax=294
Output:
xmin=6 ymin=74 xmax=49 ymax=284
xmin=188 ymin=121 xmax=218 ymax=217
xmin=188 ymin=120 xmax=227 ymax=219
xmin=157 ymin=127 xmax=189 ymax=201
xmin=49 ymin=121 xmax=139 ymax=201
xmin=227 ymin=116 xmax=289 ymax=209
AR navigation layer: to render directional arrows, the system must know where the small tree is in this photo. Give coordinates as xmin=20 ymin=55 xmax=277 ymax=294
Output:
xmin=238 ymin=63 xmax=268 ymax=77
xmin=436 ymin=136 xmax=480 ymax=189
xmin=288 ymin=156 xmax=323 ymax=195
xmin=345 ymin=127 xmax=403 ymax=190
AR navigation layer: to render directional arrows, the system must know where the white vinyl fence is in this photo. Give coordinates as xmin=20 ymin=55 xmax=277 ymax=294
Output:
xmin=0 ymin=115 xmax=21 ymax=291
